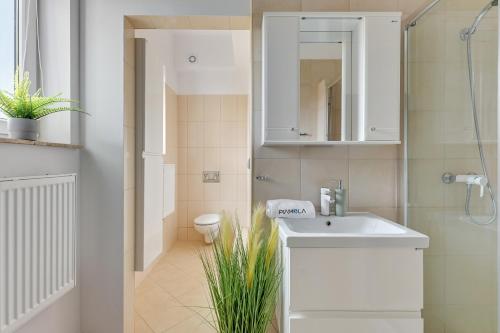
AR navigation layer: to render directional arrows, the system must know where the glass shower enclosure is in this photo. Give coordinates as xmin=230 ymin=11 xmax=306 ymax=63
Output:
xmin=405 ymin=0 xmax=498 ymax=332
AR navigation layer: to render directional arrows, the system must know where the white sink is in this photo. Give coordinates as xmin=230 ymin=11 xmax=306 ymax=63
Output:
xmin=278 ymin=212 xmax=429 ymax=248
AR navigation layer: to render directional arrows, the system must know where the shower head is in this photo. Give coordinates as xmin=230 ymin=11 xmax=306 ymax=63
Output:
xmin=460 ymin=0 xmax=498 ymax=40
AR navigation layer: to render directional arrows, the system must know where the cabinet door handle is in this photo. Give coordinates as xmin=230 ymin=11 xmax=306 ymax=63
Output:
xmin=255 ymin=175 xmax=270 ymax=181
xmin=299 ymin=132 xmax=310 ymax=136
xmin=370 ymin=127 xmax=394 ymax=132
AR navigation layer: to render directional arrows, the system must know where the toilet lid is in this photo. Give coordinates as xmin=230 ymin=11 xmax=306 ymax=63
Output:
xmin=194 ymin=214 xmax=220 ymax=226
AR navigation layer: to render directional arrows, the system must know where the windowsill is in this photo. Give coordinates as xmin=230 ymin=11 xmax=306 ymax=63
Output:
xmin=0 ymin=137 xmax=82 ymax=149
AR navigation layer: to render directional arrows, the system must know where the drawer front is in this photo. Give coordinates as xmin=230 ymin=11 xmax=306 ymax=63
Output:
xmin=289 ymin=248 xmax=423 ymax=311
xmin=290 ymin=317 xmax=423 ymax=333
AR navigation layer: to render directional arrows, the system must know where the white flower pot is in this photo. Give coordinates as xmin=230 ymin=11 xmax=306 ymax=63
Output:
xmin=7 ymin=118 xmax=39 ymax=141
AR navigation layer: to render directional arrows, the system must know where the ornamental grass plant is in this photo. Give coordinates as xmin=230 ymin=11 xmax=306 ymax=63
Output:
xmin=200 ymin=205 xmax=282 ymax=333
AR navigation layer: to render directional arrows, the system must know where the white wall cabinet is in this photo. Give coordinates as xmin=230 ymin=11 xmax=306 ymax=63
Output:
xmin=262 ymin=12 xmax=401 ymax=145
xmin=360 ymin=16 xmax=401 ymax=141
xmin=262 ymin=15 xmax=300 ymax=141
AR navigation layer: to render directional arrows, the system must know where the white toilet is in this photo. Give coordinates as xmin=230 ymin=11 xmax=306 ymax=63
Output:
xmin=194 ymin=214 xmax=221 ymax=244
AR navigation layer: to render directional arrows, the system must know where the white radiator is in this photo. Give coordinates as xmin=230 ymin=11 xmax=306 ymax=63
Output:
xmin=0 ymin=174 xmax=77 ymax=333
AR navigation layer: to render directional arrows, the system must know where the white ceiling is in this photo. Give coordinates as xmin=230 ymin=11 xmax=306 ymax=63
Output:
xmin=136 ymin=29 xmax=251 ymax=94
xmin=172 ymin=30 xmax=250 ymax=71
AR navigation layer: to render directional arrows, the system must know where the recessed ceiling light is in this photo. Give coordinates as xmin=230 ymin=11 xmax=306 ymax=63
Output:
xmin=188 ymin=55 xmax=197 ymax=63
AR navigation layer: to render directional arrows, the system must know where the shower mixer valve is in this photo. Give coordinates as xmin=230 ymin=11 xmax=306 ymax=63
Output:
xmin=442 ymin=172 xmax=488 ymax=197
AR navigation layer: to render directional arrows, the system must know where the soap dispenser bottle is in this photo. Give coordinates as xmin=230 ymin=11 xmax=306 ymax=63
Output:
xmin=335 ymin=180 xmax=346 ymax=217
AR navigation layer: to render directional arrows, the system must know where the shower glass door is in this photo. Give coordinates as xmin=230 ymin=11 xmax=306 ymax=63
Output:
xmin=406 ymin=0 xmax=498 ymax=332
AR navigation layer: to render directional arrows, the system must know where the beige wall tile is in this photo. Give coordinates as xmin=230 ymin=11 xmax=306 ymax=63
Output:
xmin=204 ymin=183 xmax=221 ymax=201
xmin=220 ymin=122 xmax=241 ymax=147
xmin=221 ymin=174 xmax=239 ymax=201
xmin=408 ymin=159 xmax=444 ymax=208
xmin=220 ymin=148 xmax=240 ymax=174
xmin=300 ymin=159 xmax=349 ymax=208
xmin=178 ymin=96 xmax=188 ymax=122
xmin=445 ymin=255 xmax=496 ymax=306
xmin=349 ymin=159 xmax=397 ymax=208
xmin=300 ymin=146 xmax=348 ymax=160
xmin=253 ymin=159 xmax=301 ymax=204
xmin=237 ymin=95 xmax=249 ymax=123
xmin=349 ymin=0 xmax=398 ymax=11
xmin=177 ymin=201 xmax=188 ymax=227
xmin=204 ymin=95 xmax=221 ymax=121
xmin=221 ymin=95 xmax=239 ymax=122
xmin=178 ymin=228 xmax=188 ymax=241
xmin=187 ymin=122 xmax=204 ymax=147
xmin=203 ymin=122 xmax=221 ymax=147
xmin=177 ymin=148 xmax=187 ymax=174
xmin=348 ymin=145 xmax=398 ymax=160
xmin=187 ymin=95 xmax=204 ymax=122
xmin=187 ymin=175 xmax=204 ymax=201
xmin=398 ymin=0 xmax=429 ymax=20
xmin=187 ymin=148 xmax=204 ymax=174
xmin=177 ymin=174 xmax=188 ymax=201
xmin=253 ymin=0 xmax=301 ymax=13
xmin=301 ymin=0 xmax=349 ymax=11
xmin=177 ymin=122 xmax=187 ymax=147
xmin=230 ymin=16 xmax=252 ymax=29
xmin=203 ymin=147 xmax=221 ymax=170
xmin=188 ymin=16 xmax=231 ymax=29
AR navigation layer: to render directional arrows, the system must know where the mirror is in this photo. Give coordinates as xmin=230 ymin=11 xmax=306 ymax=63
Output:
xmin=299 ymin=32 xmax=351 ymax=142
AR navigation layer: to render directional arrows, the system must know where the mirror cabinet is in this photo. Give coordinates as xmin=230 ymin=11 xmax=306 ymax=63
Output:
xmin=261 ymin=12 xmax=401 ymax=145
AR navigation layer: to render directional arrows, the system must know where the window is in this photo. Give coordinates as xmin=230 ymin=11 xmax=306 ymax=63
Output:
xmin=0 ymin=0 xmax=17 ymax=124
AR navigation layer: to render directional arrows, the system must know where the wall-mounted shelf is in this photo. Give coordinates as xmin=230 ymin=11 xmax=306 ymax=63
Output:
xmin=263 ymin=140 xmax=401 ymax=146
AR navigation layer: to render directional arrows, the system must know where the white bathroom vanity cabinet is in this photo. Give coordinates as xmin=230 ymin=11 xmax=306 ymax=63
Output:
xmin=277 ymin=214 xmax=429 ymax=333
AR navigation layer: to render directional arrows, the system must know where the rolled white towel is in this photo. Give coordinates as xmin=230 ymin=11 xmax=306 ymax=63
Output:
xmin=266 ymin=199 xmax=316 ymax=219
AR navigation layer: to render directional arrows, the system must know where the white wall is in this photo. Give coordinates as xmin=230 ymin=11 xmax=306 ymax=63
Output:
xmin=38 ymin=0 xmax=80 ymax=145
xmin=79 ymin=0 xmax=250 ymax=332
xmin=0 ymin=1 xmax=82 ymax=332
xmin=0 ymin=144 xmax=80 ymax=333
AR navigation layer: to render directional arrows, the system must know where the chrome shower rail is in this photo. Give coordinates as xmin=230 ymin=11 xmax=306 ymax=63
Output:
xmin=405 ymin=0 xmax=442 ymax=29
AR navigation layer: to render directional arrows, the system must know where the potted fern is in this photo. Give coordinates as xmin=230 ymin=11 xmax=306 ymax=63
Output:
xmin=0 ymin=69 xmax=82 ymax=140
xmin=200 ymin=205 xmax=282 ymax=333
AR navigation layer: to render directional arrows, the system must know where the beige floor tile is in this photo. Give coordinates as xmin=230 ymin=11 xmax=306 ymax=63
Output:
xmin=175 ymin=286 xmax=212 ymax=316
xmin=140 ymin=305 xmax=195 ymax=333
xmin=135 ymin=284 xmax=182 ymax=316
xmin=165 ymin=315 xmax=216 ymax=333
xmin=135 ymin=313 xmax=154 ymax=333
xmin=149 ymin=263 xmax=187 ymax=284
xmin=134 ymin=241 xmax=230 ymax=333
xmin=156 ymin=276 xmax=206 ymax=298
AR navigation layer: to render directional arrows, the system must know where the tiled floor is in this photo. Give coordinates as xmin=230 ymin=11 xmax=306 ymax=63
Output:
xmin=134 ymin=241 xmax=215 ymax=333
xmin=134 ymin=240 xmax=278 ymax=333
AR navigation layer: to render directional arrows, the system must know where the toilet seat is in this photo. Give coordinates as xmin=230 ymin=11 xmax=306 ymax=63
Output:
xmin=194 ymin=214 xmax=220 ymax=226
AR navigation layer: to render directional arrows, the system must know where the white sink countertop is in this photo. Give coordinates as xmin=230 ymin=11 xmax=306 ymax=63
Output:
xmin=277 ymin=212 xmax=429 ymax=248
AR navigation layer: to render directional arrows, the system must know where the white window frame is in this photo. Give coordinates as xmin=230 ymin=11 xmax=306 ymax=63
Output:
xmin=0 ymin=0 xmax=20 ymax=135
xmin=0 ymin=0 xmax=39 ymax=137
